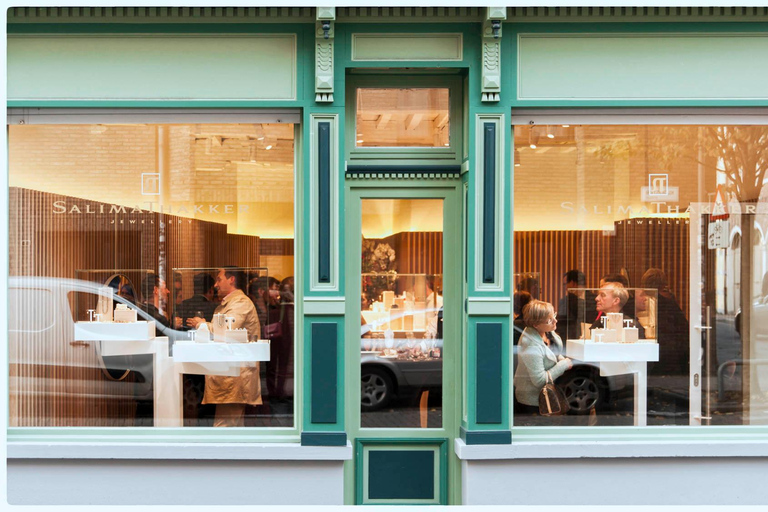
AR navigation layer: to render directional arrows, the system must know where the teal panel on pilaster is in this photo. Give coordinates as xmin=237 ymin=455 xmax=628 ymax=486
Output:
xmin=476 ymin=322 xmax=503 ymax=423
xmin=301 ymin=316 xmax=346 ymax=445
xmin=311 ymin=322 xmax=338 ymax=423
xmin=465 ymin=316 xmax=510 ymax=435
xmin=302 ymin=107 xmax=345 ymax=298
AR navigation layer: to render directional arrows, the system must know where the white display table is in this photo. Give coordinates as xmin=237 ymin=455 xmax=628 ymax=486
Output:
xmin=173 ymin=340 xmax=271 ymax=377
xmin=75 ymin=320 xmax=155 ymax=341
xmin=566 ymin=339 xmax=659 ymax=426
xmin=74 ymin=322 xmax=271 ymax=427
xmin=95 ymin=334 xmax=181 ymax=428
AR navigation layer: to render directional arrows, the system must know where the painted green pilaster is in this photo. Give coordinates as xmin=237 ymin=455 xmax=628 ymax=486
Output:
xmin=300 ymin=28 xmax=347 ymax=442
xmin=462 ymin=22 xmax=514 ymax=443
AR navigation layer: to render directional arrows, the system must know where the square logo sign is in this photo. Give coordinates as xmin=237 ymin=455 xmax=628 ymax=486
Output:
xmin=141 ymin=173 xmax=161 ymax=195
xmin=648 ymin=173 xmax=669 ymax=196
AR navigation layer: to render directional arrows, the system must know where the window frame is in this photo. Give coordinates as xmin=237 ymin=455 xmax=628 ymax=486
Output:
xmin=345 ymin=75 xmax=464 ymax=166
xmin=6 ymin=108 xmax=303 ymax=443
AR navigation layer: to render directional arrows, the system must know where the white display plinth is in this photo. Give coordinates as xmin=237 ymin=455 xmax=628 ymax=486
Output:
xmin=94 ymin=336 xmax=181 ymax=428
xmin=566 ymin=339 xmax=659 ymax=427
xmin=100 ymin=339 xmax=157 ymax=357
xmin=74 ymin=321 xmax=155 ymax=341
xmin=173 ymin=341 xmax=270 ymax=363
xmin=566 ymin=339 xmax=659 ymax=363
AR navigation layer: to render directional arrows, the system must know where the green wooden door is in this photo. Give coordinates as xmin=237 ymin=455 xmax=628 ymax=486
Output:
xmin=343 ymin=180 xmax=463 ymax=505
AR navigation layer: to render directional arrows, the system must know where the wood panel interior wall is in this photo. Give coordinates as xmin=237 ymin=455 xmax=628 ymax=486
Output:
xmin=612 ymin=220 xmax=691 ymax=318
xmin=385 ymin=231 xmax=443 ymax=277
xmin=514 ymin=222 xmax=690 ymax=320
xmin=8 ymin=187 xmax=272 ymax=427
xmin=514 ymin=230 xmax=612 ymax=308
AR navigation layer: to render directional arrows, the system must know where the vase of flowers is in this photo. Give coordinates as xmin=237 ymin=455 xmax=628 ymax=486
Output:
xmin=361 ymin=239 xmax=397 ymax=304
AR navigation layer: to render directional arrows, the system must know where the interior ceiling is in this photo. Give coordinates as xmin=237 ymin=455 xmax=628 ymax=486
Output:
xmin=361 ymin=199 xmax=444 ymax=238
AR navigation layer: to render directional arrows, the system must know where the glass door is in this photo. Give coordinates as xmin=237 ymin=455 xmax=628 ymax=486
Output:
xmin=345 ymin=188 xmax=462 ymax=505
xmin=691 ymin=205 xmax=768 ymax=426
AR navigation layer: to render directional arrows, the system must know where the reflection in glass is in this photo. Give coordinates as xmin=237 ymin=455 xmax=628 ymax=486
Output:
xmin=361 ymin=199 xmax=444 ymax=428
xmin=356 ymin=88 xmax=450 ymax=148
xmin=513 ymin=124 xmax=768 ymax=427
xmin=8 ymin=123 xmax=295 ymax=428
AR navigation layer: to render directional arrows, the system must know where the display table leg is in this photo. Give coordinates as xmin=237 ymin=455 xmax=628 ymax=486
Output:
xmin=634 ymin=362 xmax=648 ymax=427
xmin=153 ymin=340 xmax=183 ymax=427
xmin=600 ymin=361 xmax=647 ymax=426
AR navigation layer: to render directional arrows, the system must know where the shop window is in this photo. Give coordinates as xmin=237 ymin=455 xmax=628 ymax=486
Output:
xmin=8 ymin=120 xmax=296 ymax=428
xmin=355 ymin=88 xmax=450 ymax=148
xmin=512 ymin=122 xmax=768 ymax=428
xmin=346 ymin=75 xmax=463 ymax=166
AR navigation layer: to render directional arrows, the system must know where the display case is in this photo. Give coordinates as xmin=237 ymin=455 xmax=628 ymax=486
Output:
xmin=513 ymin=272 xmax=541 ymax=300
xmin=169 ymin=267 xmax=271 ymax=365
xmin=170 ymin=267 xmax=269 ymax=333
xmin=564 ymin=287 xmax=658 ymax=345
xmin=360 ymin=273 xmax=443 ymax=360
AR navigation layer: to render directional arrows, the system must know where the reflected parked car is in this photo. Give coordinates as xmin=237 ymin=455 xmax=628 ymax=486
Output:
xmin=359 ymin=312 xmax=631 ymax=414
xmin=9 ymin=277 xmax=186 ymax=423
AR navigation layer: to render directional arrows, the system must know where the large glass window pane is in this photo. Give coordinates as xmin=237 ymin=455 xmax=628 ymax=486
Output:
xmin=356 ymin=88 xmax=450 ymax=148
xmin=360 ymin=199 xmax=444 ymax=428
xmin=9 ymin=122 xmax=295 ymax=428
xmin=513 ymin=124 xmax=768 ymax=427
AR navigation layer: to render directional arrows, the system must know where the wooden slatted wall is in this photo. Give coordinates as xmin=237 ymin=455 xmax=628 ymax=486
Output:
xmin=514 ymin=230 xmax=613 ymax=307
xmin=515 ymin=223 xmax=690 ymax=319
xmin=386 ymin=231 xmax=443 ymax=276
xmin=612 ymin=219 xmax=690 ymax=317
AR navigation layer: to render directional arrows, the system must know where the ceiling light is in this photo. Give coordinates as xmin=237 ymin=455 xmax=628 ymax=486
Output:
xmin=514 ymin=149 xmax=521 ymax=167
xmin=528 ymin=128 xmax=539 ymax=149
xmin=357 ymin=139 xmax=364 ymax=144
xmin=546 ymin=125 xmax=554 ymax=139
xmin=562 ymin=124 xmax=570 ymax=128
xmin=265 ymin=145 xmax=273 ymax=150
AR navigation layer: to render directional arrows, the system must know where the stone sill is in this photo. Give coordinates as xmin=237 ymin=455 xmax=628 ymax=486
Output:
xmin=8 ymin=442 xmax=353 ymax=461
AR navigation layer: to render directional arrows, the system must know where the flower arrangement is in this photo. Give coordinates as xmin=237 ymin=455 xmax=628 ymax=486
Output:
xmin=361 ymin=239 xmax=397 ymax=302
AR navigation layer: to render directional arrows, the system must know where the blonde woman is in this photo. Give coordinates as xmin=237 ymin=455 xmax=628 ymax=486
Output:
xmin=513 ymin=300 xmax=573 ymax=418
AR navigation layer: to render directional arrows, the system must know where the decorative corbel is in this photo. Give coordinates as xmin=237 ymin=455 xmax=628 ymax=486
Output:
xmin=482 ymin=7 xmax=506 ymax=103
xmin=315 ymin=7 xmax=335 ymax=103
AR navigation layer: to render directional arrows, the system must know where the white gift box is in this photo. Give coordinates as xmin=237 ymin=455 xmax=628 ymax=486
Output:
xmin=113 ymin=304 xmax=137 ymax=323
xmin=606 ymin=312 xmax=624 ymax=332
xmin=622 ymin=327 xmax=639 ymax=343
xmin=591 ymin=328 xmax=617 ymax=343
xmin=224 ymin=329 xmax=249 ymax=344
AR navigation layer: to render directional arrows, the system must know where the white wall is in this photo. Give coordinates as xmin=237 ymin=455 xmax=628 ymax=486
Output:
xmin=8 ymin=459 xmax=344 ymax=505
xmin=462 ymin=457 xmax=767 ymax=505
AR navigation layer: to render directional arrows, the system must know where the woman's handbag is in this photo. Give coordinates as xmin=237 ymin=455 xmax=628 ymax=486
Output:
xmin=538 ymin=371 xmax=570 ymax=416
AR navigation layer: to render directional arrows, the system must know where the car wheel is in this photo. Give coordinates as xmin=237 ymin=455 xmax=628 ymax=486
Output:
xmin=361 ymin=367 xmax=394 ymax=412
xmin=559 ymin=369 xmax=607 ymax=415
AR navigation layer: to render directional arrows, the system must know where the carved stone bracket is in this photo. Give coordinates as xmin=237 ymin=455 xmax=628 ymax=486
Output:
xmin=315 ymin=7 xmax=335 ymax=103
xmin=482 ymin=7 xmax=506 ymax=103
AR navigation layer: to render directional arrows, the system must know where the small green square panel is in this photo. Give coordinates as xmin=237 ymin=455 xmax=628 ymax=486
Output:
xmin=368 ymin=450 xmax=435 ymax=500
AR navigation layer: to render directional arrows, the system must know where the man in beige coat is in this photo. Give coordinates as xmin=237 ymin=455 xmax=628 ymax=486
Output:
xmin=188 ymin=267 xmax=262 ymax=427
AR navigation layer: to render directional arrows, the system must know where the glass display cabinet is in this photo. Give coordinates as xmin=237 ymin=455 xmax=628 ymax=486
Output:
xmin=360 ymin=273 xmax=443 ymax=359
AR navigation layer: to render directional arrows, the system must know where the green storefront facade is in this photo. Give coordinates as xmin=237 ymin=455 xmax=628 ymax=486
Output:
xmin=5 ymin=6 xmax=768 ymax=506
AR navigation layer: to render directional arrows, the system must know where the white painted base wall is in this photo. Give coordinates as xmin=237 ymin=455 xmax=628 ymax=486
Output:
xmin=461 ymin=457 xmax=767 ymax=505
xmin=8 ymin=459 xmax=345 ymax=505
